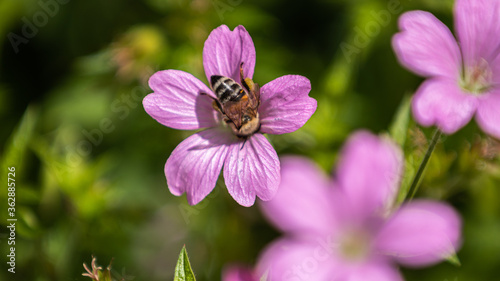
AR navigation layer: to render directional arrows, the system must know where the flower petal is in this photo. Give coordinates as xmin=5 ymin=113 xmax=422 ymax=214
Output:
xmin=334 ymin=131 xmax=403 ymax=219
xmin=222 ymin=265 xmax=256 ymax=281
xmin=455 ymin=0 xmax=500 ymax=67
xmin=374 ymin=200 xmax=462 ymax=267
xmin=476 ymin=90 xmax=500 ymax=139
xmin=337 ymin=261 xmax=404 ymax=281
xmin=259 ymin=156 xmax=335 ymax=236
xmin=223 ymin=133 xmax=280 ymax=207
xmin=412 ymin=78 xmax=478 ymax=134
xmin=165 ymin=128 xmax=232 ymax=205
xmin=259 ymin=75 xmax=317 ymax=135
xmin=491 ymin=55 xmax=500 ymax=85
xmin=392 ymin=11 xmax=461 ymax=79
xmin=256 ymin=238 xmax=336 ymax=281
xmin=143 ymin=70 xmax=218 ymax=130
xmin=203 ymin=25 xmax=256 ymax=83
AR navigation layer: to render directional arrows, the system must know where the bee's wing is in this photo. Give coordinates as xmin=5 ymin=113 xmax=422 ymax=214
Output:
xmin=242 ymin=78 xmax=260 ymax=109
xmin=251 ymin=83 xmax=260 ymax=108
xmin=222 ymin=101 xmax=243 ymax=129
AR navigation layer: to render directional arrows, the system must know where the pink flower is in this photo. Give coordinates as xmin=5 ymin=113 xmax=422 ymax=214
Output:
xmin=256 ymin=131 xmax=462 ymax=281
xmin=393 ymin=0 xmax=500 ymax=138
xmin=222 ymin=265 xmax=257 ymax=281
xmin=143 ymin=25 xmax=317 ymax=206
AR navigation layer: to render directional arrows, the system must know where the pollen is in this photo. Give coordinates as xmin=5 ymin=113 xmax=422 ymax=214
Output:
xmin=338 ymin=228 xmax=372 ymax=262
xmin=461 ymin=58 xmax=493 ymax=94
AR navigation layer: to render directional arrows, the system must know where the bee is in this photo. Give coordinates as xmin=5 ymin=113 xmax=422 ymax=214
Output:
xmin=207 ymin=63 xmax=261 ymax=138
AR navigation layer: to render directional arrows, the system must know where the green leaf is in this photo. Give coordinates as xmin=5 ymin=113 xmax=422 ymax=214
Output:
xmin=389 ymin=94 xmax=412 ymax=148
xmin=396 ymin=155 xmax=417 ymax=205
xmin=1 ymin=106 xmax=38 ymax=170
xmin=174 ymin=245 xmax=196 ymax=281
xmin=388 ymin=94 xmax=413 ymax=206
xmin=445 ymin=252 xmax=461 ymax=267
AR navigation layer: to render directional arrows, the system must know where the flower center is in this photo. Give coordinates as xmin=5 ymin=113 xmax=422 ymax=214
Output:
xmin=338 ymin=228 xmax=372 ymax=262
xmin=461 ymin=58 xmax=493 ymax=94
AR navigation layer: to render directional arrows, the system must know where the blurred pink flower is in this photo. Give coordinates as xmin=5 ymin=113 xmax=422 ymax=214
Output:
xmin=222 ymin=265 xmax=257 ymax=281
xmin=257 ymin=131 xmax=462 ymax=281
xmin=143 ymin=25 xmax=317 ymax=206
xmin=393 ymin=0 xmax=500 ymax=138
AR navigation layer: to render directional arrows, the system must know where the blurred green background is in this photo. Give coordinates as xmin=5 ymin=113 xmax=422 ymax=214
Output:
xmin=1 ymin=0 xmax=500 ymax=280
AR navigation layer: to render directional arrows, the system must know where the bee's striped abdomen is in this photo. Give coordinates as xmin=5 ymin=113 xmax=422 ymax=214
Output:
xmin=211 ymin=75 xmax=245 ymax=104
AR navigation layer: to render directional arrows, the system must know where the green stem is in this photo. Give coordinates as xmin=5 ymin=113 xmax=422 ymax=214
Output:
xmin=407 ymin=128 xmax=442 ymax=200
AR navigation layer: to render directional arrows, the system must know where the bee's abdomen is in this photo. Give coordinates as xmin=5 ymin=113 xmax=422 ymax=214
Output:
xmin=211 ymin=75 xmax=245 ymax=104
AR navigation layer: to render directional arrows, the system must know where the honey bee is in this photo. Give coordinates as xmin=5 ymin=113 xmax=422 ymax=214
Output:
xmin=207 ymin=63 xmax=261 ymax=138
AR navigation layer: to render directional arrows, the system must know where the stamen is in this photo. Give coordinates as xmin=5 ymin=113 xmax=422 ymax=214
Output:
xmin=461 ymin=58 xmax=493 ymax=94
xmin=339 ymin=229 xmax=372 ymax=262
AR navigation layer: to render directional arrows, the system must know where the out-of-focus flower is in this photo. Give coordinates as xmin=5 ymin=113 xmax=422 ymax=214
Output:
xmin=222 ymin=265 xmax=258 ymax=281
xmin=393 ymin=0 xmax=500 ymax=138
xmin=111 ymin=25 xmax=167 ymax=84
xmin=143 ymin=25 xmax=317 ymax=206
xmin=257 ymin=131 xmax=462 ymax=281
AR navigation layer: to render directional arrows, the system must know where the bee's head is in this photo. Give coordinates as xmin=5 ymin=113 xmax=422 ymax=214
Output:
xmin=237 ymin=112 xmax=260 ymax=137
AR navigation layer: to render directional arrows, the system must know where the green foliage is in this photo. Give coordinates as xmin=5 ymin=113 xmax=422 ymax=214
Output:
xmin=174 ymin=246 xmax=196 ymax=281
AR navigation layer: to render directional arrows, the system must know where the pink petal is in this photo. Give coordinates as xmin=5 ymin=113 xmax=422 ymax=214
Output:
xmin=491 ymin=55 xmax=500 ymax=85
xmin=203 ymin=25 xmax=256 ymax=83
xmin=337 ymin=261 xmax=404 ymax=281
xmin=392 ymin=11 xmax=461 ymax=79
xmin=455 ymin=0 xmax=500 ymax=68
xmin=165 ymin=128 xmax=232 ymax=205
xmin=222 ymin=265 xmax=256 ymax=281
xmin=374 ymin=200 xmax=462 ymax=267
xmin=143 ymin=70 xmax=219 ymax=130
xmin=259 ymin=156 xmax=336 ymax=236
xmin=223 ymin=133 xmax=280 ymax=207
xmin=256 ymin=238 xmax=336 ymax=281
xmin=412 ymin=78 xmax=478 ymax=134
xmin=334 ymin=131 xmax=403 ymax=219
xmin=259 ymin=75 xmax=317 ymax=135
xmin=476 ymin=90 xmax=500 ymax=139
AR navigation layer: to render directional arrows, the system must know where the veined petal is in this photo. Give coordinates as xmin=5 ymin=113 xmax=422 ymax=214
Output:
xmin=203 ymin=25 xmax=256 ymax=83
xmin=165 ymin=128 xmax=232 ymax=205
xmin=223 ymin=133 xmax=280 ymax=207
xmin=374 ymin=200 xmax=462 ymax=267
xmin=256 ymin=238 xmax=336 ymax=281
xmin=259 ymin=75 xmax=317 ymax=135
xmin=392 ymin=11 xmax=461 ymax=79
xmin=476 ymin=90 xmax=500 ymax=139
xmin=260 ymin=156 xmax=335 ymax=236
xmin=144 ymin=70 xmax=218 ymax=130
xmin=412 ymin=78 xmax=478 ymax=134
xmin=334 ymin=131 xmax=403 ymax=219
xmin=455 ymin=0 xmax=500 ymax=67
xmin=491 ymin=55 xmax=500 ymax=85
